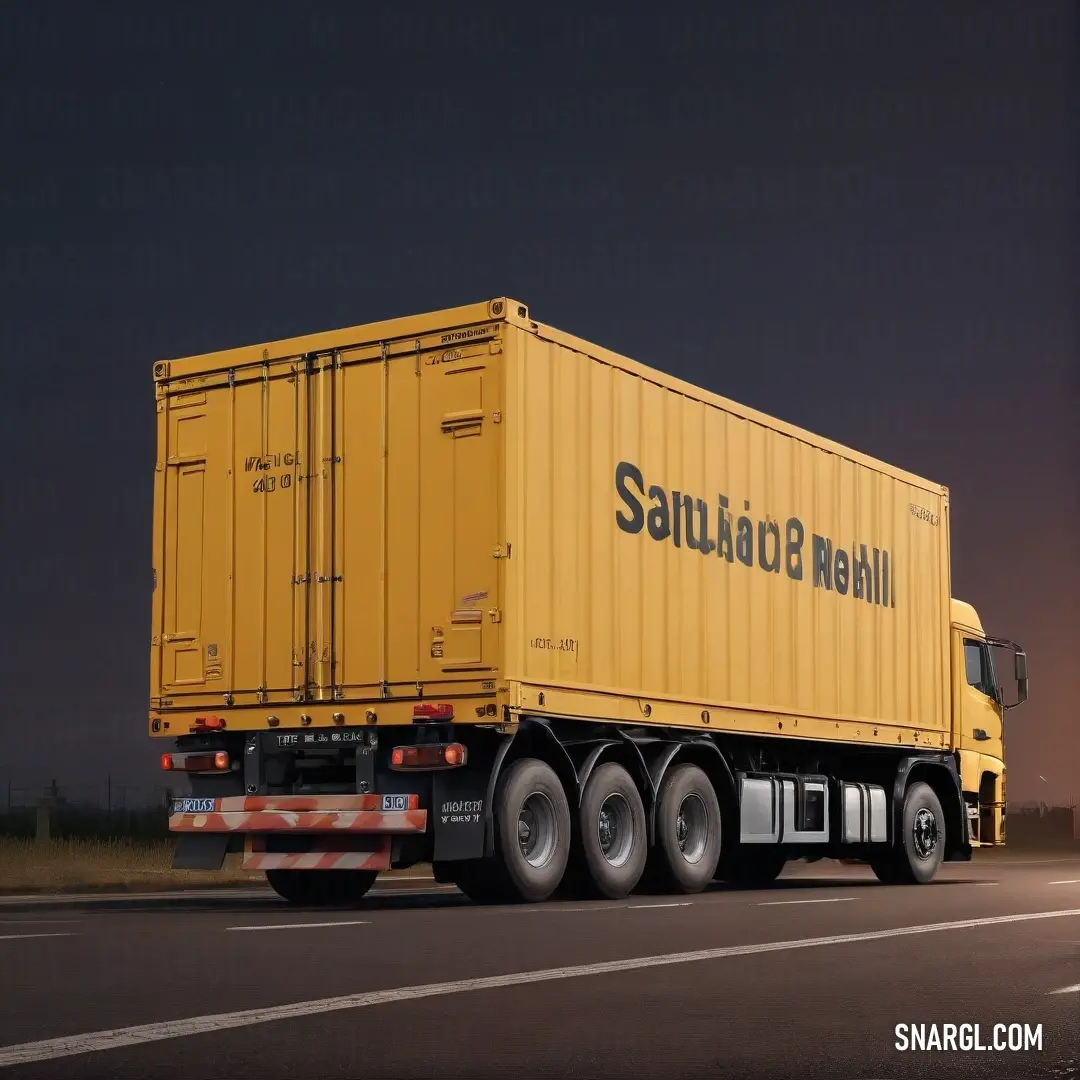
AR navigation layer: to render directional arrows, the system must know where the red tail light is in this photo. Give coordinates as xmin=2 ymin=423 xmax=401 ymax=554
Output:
xmin=413 ymin=703 xmax=454 ymax=722
xmin=160 ymin=751 xmax=231 ymax=773
xmin=390 ymin=743 xmax=467 ymax=770
xmin=192 ymin=716 xmax=226 ymax=732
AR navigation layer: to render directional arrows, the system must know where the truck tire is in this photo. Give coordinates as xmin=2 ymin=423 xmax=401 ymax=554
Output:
xmin=871 ymin=781 xmax=945 ymax=885
xmin=719 ymin=849 xmax=787 ymax=888
xmin=492 ymin=757 xmax=572 ymax=903
xmin=577 ymin=762 xmax=648 ymax=899
xmin=265 ymin=869 xmax=378 ymax=906
xmin=450 ymin=860 xmax=514 ymax=905
xmin=653 ymin=764 xmax=723 ymax=893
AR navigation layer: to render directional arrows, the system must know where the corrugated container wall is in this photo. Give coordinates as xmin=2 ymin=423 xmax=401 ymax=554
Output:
xmin=503 ymin=324 xmax=952 ymax=745
xmin=151 ymin=300 xmax=953 ymax=752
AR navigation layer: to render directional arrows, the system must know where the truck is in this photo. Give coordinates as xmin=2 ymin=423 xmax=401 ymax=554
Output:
xmin=150 ymin=297 xmax=1029 ymax=905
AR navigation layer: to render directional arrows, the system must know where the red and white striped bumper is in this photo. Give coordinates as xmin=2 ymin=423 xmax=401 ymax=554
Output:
xmin=168 ymin=794 xmax=427 ymax=835
xmin=242 ymin=835 xmax=393 ymax=872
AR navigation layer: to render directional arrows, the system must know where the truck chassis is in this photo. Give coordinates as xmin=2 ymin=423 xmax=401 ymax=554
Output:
xmin=166 ymin=710 xmax=972 ymax=904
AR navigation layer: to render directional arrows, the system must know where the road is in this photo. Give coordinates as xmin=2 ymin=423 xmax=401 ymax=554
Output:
xmin=0 ymin=852 xmax=1078 ymax=1079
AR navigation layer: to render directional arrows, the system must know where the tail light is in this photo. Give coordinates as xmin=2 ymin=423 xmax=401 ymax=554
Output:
xmin=413 ymin=703 xmax=454 ymax=722
xmin=191 ymin=716 xmax=226 ymax=732
xmin=161 ymin=751 xmax=231 ymax=772
xmin=390 ymin=743 xmax=467 ymax=770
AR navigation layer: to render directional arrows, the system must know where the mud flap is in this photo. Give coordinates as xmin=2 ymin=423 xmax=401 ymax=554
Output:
xmin=432 ymin=769 xmax=488 ymax=861
xmin=172 ymin=833 xmax=229 ymax=870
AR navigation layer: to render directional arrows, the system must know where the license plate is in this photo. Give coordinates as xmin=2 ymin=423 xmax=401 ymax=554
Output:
xmin=380 ymin=795 xmax=409 ymax=812
xmin=171 ymin=798 xmax=216 ymax=814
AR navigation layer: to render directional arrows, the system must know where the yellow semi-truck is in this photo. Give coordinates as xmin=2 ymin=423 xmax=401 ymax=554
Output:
xmin=150 ymin=298 xmax=1028 ymax=904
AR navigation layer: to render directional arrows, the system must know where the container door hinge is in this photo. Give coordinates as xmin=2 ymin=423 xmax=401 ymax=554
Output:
xmin=489 ymin=609 xmax=503 ymax=624
xmin=493 ymin=543 xmax=511 ymax=559
xmin=292 ymin=573 xmax=311 ymax=585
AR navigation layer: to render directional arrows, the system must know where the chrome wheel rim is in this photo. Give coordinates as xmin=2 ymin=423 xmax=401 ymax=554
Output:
xmin=912 ymin=806 xmax=939 ymax=860
xmin=518 ymin=792 xmax=558 ymax=868
xmin=676 ymin=793 xmax=709 ymax=864
xmin=597 ymin=793 xmax=635 ymax=867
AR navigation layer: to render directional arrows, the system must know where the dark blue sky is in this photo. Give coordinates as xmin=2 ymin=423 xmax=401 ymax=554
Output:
xmin=0 ymin=3 xmax=1075 ymax=808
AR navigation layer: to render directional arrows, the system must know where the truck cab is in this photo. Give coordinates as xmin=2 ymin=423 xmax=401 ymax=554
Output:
xmin=950 ymin=598 xmax=1028 ymax=846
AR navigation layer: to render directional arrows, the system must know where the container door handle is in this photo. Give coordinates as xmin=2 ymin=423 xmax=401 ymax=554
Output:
xmin=440 ymin=410 xmax=484 ymax=436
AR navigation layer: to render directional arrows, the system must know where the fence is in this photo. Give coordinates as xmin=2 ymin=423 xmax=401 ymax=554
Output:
xmin=0 ymin=779 xmax=175 ymax=842
xmin=4 ymin=780 xmax=170 ymax=813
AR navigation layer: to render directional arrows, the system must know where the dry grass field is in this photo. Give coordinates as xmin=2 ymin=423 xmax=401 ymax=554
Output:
xmin=0 ymin=837 xmax=264 ymax=894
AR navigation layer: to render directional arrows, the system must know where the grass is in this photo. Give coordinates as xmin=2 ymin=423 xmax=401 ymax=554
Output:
xmin=0 ymin=807 xmax=169 ymax=843
xmin=0 ymin=836 xmax=264 ymax=894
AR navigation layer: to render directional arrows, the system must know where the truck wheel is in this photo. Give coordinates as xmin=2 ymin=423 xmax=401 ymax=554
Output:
xmin=493 ymin=758 xmax=572 ymax=903
xmin=868 ymin=857 xmax=900 ymax=884
xmin=578 ymin=762 xmax=648 ymax=899
xmin=874 ymin=781 xmax=946 ymax=885
xmin=716 ymin=848 xmax=786 ymax=888
xmin=450 ymin=860 xmax=514 ymax=905
xmin=653 ymin=764 xmax=722 ymax=893
xmin=265 ymin=869 xmax=377 ymax=906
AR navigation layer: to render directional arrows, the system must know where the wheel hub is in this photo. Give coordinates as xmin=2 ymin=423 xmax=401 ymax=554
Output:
xmin=517 ymin=792 xmax=557 ymax=868
xmin=912 ymin=806 xmax=938 ymax=860
xmin=675 ymin=793 xmax=708 ymax=863
xmin=596 ymin=793 xmax=634 ymax=868
xmin=598 ymin=808 xmax=616 ymax=852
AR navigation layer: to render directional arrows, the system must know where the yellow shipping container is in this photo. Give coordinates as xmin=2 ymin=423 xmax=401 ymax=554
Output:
xmin=151 ymin=298 xmax=1028 ymax=903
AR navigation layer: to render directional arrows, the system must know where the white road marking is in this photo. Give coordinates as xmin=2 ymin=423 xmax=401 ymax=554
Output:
xmin=627 ymin=902 xmax=693 ymax=909
xmin=2 ymin=907 xmax=1080 ymax=1067
xmin=0 ymin=933 xmax=75 ymax=942
xmin=226 ymin=920 xmax=370 ymax=932
xmin=0 ymin=919 xmax=80 ymax=925
xmin=517 ymin=904 xmax=625 ymax=914
xmin=1048 ymin=983 xmax=1080 ymax=995
xmin=379 ymin=884 xmax=457 ymax=894
xmin=1048 ymin=880 xmax=1080 ymax=886
xmin=759 ymin=897 xmax=859 ymax=906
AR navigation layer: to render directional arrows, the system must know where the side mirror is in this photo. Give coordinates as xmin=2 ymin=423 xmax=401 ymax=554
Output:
xmin=1015 ymin=651 xmax=1028 ymax=682
xmin=1015 ymin=651 xmax=1028 ymax=705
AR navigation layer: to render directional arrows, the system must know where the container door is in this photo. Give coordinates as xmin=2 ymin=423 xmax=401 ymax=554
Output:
xmin=329 ymin=345 xmax=423 ymax=698
xmin=416 ymin=346 xmax=503 ymax=683
xmin=156 ymin=361 xmax=311 ymax=705
xmin=158 ymin=387 xmax=222 ymax=697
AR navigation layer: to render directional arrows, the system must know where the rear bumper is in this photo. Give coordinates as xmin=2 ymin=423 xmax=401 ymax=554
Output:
xmin=168 ymin=795 xmax=428 ymax=872
xmin=168 ymin=794 xmax=427 ymax=835
xmin=242 ymin=835 xmax=394 ymax=872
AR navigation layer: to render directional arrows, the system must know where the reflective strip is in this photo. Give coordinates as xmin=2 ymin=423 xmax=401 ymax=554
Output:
xmin=242 ymin=848 xmax=391 ymax=872
xmin=169 ymin=809 xmax=427 ymax=834
xmin=218 ymin=795 xmax=419 ymax=813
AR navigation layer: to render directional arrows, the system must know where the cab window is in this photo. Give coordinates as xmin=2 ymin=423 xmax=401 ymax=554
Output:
xmin=963 ymin=638 xmax=997 ymax=700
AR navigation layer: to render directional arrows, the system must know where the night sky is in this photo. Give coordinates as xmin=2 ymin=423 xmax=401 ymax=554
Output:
xmin=0 ymin=4 xmax=1075 ymax=810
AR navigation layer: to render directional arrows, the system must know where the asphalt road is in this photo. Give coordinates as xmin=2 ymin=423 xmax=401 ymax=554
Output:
xmin=0 ymin=853 xmax=1078 ymax=1080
